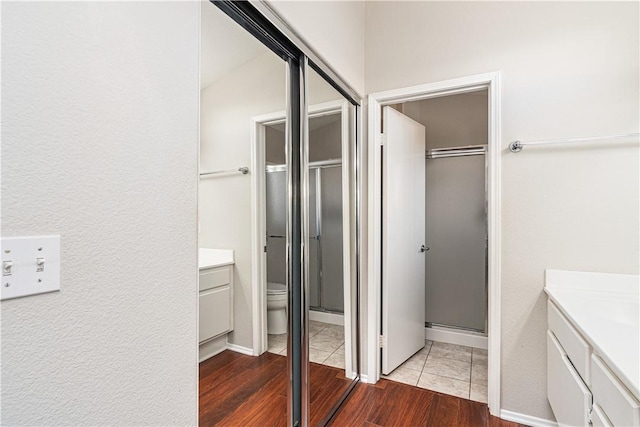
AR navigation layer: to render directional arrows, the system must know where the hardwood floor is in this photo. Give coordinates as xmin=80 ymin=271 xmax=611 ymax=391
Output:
xmin=331 ymin=378 xmax=529 ymax=427
xmin=199 ymin=350 xmax=528 ymax=427
xmin=199 ymin=350 xmax=351 ymax=426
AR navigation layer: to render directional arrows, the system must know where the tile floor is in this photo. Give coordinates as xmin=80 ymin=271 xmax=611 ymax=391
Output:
xmin=267 ymin=320 xmax=346 ymax=370
xmin=381 ymin=340 xmax=488 ymax=403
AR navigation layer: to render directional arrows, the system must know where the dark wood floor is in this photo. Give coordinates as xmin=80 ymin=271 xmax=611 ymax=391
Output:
xmin=199 ymin=350 xmax=527 ymax=427
xmin=331 ymin=379 xmax=528 ymax=427
xmin=199 ymin=350 xmax=351 ymax=426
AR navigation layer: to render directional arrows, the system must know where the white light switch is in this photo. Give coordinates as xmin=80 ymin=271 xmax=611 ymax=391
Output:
xmin=1 ymin=235 xmax=60 ymax=300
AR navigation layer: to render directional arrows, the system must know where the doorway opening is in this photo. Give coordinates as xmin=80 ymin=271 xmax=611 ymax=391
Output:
xmin=252 ymin=99 xmax=356 ymax=378
xmin=367 ymin=73 xmax=502 ymax=415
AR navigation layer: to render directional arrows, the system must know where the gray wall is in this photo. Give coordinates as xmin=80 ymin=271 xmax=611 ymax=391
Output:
xmin=310 ymin=119 xmax=342 ymax=162
xmin=266 ymin=126 xmax=286 ymax=164
xmin=266 ymin=115 xmax=342 ymax=165
xmin=403 ymin=91 xmax=488 ymax=150
xmin=366 ymin=1 xmax=639 ymax=420
xmin=1 ymin=2 xmax=199 ymax=424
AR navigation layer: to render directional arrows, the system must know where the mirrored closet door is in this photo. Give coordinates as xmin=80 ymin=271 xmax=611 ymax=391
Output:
xmin=198 ymin=1 xmax=292 ymax=425
xmin=304 ymin=63 xmax=360 ymax=425
xmin=197 ymin=2 xmax=360 ymax=426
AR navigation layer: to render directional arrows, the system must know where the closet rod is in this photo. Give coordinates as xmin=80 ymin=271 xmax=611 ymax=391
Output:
xmin=426 ymin=145 xmax=486 ymax=159
xmin=200 ymin=167 xmax=249 ymax=177
xmin=509 ymin=132 xmax=639 ymax=153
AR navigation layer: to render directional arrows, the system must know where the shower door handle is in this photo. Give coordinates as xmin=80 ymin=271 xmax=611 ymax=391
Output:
xmin=420 ymin=245 xmax=430 ymax=253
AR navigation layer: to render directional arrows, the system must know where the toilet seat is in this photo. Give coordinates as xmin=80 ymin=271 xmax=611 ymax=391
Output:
xmin=267 ymin=282 xmax=287 ymax=295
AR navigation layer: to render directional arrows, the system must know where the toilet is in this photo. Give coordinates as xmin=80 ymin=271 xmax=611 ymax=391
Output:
xmin=267 ymin=282 xmax=287 ymax=335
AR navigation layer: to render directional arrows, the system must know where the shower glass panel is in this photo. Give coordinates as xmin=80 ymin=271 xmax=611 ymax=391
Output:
xmin=266 ymin=169 xmax=287 ymax=286
xmin=425 ymin=154 xmax=487 ymax=332
xmin=308 ymin=169 xmax=320 ymax=308
xmin=307 ymin=164 xmax=343 ymax=313
xmin=319 ymin=165 xmax=344 ymax=312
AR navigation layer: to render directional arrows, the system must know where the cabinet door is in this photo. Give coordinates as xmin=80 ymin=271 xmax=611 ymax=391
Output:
xmin=199 ymin=267 xmax=231 ymax=292
xmin=548 ymin=301 xmax=591 ymax=385
xmin=199 ymin=286 xmax=231 ymax=343
xmin=591 ymin=355 xmax=640 ymax=427
xmin=547 ymin=331 xmax=592 ymax=426
xmin=591 ymin=404 xmax=613 ymax=427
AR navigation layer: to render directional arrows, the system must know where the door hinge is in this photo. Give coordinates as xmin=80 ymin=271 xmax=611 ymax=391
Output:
xmin=379 ymin=335 xmax=387 ymax=348
xmin=378 ymin=133 xmax=386 ymax=146
xmin=264 ymin=245 xmax=267 ymax=253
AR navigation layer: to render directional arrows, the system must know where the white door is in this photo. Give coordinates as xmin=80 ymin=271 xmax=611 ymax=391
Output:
xmin=382 ymin=106 xmax=426 ymax=375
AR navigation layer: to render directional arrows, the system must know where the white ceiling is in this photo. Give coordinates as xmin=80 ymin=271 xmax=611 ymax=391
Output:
xmin=200 ymin=1 xmax=267 ymax=89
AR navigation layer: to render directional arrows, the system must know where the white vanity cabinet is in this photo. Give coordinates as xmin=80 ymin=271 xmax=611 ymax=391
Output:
xmin=199 ymin=264 xmax=233 ymax=343
xmin=545 ymin=270 xmax=640 ymax=427
xmin=547 ymin=302 xmax=593 ymax=426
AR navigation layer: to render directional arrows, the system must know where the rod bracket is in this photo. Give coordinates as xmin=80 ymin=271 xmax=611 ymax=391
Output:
xmin=509 ymin=141 xmax=523 ymax=152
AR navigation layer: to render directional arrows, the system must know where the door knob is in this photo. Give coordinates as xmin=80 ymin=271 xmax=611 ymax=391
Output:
xmin=420 ymin=245 xmax=430 ymax=253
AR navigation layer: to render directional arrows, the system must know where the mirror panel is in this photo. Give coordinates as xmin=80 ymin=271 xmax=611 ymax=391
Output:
xmin=306 ymin=66 xmax=359 ymax=424
xmin=198 ymin=1 xmax=289 ymax=424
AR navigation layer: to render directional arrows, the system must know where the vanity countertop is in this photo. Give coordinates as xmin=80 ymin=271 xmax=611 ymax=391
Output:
xmin=545 ymin=269 xmax=640 ymax=400
xmin=199 ymin=248 xmax=234 ymax=270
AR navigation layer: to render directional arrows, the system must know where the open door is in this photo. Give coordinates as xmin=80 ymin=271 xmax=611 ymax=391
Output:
xmin=381 ymin=106 xmax=426 ymax=375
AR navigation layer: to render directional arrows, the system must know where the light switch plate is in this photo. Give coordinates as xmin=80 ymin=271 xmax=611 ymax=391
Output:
xmin=1 ymin=235 xmax=60 ymax=300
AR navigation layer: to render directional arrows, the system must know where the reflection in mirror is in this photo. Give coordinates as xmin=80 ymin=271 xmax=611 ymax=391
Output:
xmin=260 ymin=66 xmax=358 ymax=424
xmin=306 ymin=67 xmax=358 ymax=424
xmin=198 ymin=1 xmax=288 ymax=424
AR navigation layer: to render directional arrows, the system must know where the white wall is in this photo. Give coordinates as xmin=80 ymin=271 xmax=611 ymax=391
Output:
xmin=200 ymin=51 xmax=286 ymax=349
xmin=266 ymin=0 xmax=365 ymax=97
xmin=1 ymin=2 xmax=199 ymax=425
xmin=365 ymin=1 xmax=639 ymax=420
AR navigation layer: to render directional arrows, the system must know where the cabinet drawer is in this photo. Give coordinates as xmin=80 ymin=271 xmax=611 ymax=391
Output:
xmin=591 ymin=355 xmax=640 ymax=427
xmin=591 ymin=404 xmax=613 ymax=427
xmin=547 ymin=330 xmax=592 ymax=426
xmin=199 ymin=286 xmax=232 ymax=343
xmin=548 ymin=301 xmax=591 ymax=384
xmin=199 ymin=266 xmax=231 ymax=292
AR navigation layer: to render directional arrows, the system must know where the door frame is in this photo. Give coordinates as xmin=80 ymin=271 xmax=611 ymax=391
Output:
xmin=251 ymin=99 xmax=357 ymax=378
xmin=366 ymin=72 xmax=502 ymax=415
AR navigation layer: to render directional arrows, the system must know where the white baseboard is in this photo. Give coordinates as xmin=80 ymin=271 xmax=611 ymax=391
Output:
xmin=500 ymin=409 xmax=557 ymax=427
xmin=199 ymin=335 xmax=227 ymax=363
xmin=425 ymin=326 xmax=488 ymax=349
xmin=226 ymin=342 xmax=254 ymax=356
xmin=359 ymin=374 xmax=370 ymax=383
xmin=309 ymin=310 xmax=344 ymax=326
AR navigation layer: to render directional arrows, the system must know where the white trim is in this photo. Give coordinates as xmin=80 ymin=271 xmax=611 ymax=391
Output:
xmin=359 ymin=374 xmax=370 ymax=384
xmin=226 ymin=342 xmax=255 ymax=356
xmin=425 ymin=327 xmax=488 ymax=350
xmin=366 ymin=72 xmax=502 ymax=416
xmin=251 ymin=100 xmax=354 ymax=377
xmin=199 ymin=335 xmax=227 ymax=363
xmin=500 ymin=409 xmax=558 ymax=427
xmin=309 ymin=310 xmax=344 ymax=326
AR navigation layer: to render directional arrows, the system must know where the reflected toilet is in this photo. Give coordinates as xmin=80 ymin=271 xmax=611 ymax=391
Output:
xmin=267 ymin=282 xmax=287 ymax=335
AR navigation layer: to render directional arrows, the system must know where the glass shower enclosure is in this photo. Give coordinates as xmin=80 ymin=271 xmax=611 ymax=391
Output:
xmin=267 ymin=162 xmax=344 ymax=314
